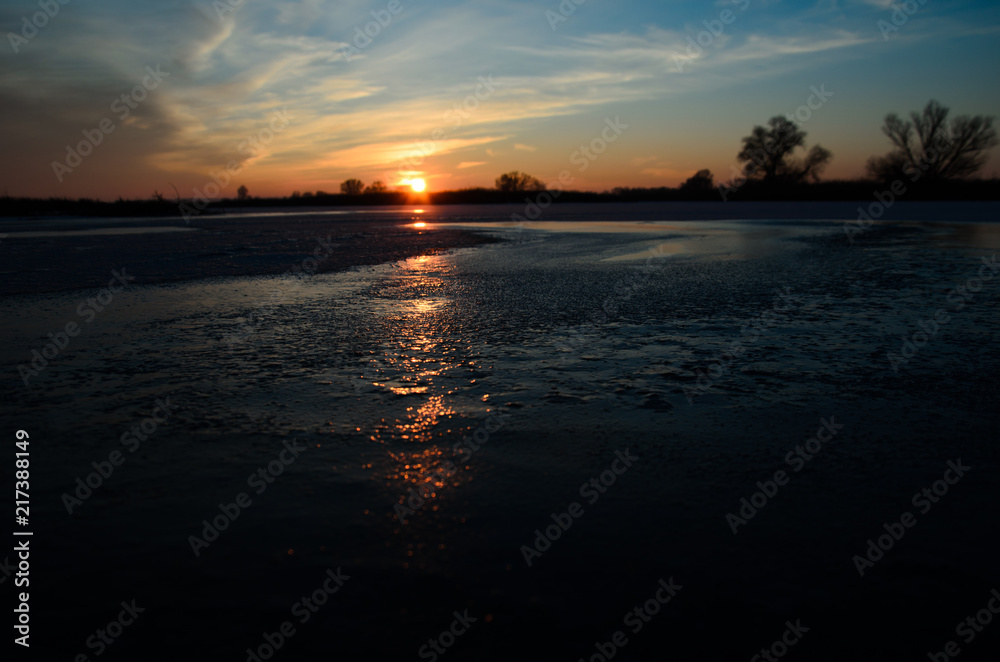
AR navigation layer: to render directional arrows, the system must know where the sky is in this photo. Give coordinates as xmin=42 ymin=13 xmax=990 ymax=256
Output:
xmin=1 ymin=0 xmax=999 ymax=199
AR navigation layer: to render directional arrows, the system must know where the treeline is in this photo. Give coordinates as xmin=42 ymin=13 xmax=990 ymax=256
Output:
xmin=4 ymin=177 xmax=999 ymax=219
xmin=610 ymin=178 xmax=1000 ymax=202
xmin=3 ymin=100 xmax=997 ymax=218
xmin=0 ymin=196 xmax=183 ymax=218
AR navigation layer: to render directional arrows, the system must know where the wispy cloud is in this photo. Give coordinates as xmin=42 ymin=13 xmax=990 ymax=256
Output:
xmin=0 ymin=0 xmax=997 ymax=196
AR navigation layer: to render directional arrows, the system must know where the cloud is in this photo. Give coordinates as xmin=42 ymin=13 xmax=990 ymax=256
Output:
xmin=713 ymin=31 xmax=870 ymax=65
xmin=1 ymin=0 xmax=997 ymax=196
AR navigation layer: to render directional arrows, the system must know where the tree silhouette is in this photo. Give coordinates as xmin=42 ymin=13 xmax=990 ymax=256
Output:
xmin=237 ymin=185 xmax=249 ymax=201
xmin=737 ymin=117 xmax=831 ymax=183
xmin=866 ymin=100 xmax=998 ymax=183
xmin=495 ymin=171 xmax=545 ymax=192
xmin=340 ymin=179 xmax=364 ymax=195
xmin=679 ymin=169 xmax=714 ymax=192
xmin=364 ymin=181 xmax=388 ymax=194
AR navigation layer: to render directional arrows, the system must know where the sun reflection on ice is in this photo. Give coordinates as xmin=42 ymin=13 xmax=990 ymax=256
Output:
xmin=357 ymin=252 xmax=477 ymax=506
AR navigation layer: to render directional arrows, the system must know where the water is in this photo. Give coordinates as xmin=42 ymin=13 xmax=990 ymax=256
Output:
xmin=2 ymin=206 xmax=999 ymax=660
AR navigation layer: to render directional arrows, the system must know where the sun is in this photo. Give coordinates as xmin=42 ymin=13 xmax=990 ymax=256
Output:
xmin=409 ymin=178 xmax=426 ymax=193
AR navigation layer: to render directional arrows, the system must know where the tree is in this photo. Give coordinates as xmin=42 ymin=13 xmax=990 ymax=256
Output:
xmin=495 ymin=171 xmax=545 ymax=192
xmin=340 ymin=179 xmax=364 ymax=195
xmin=679 ymin=169 xmax=714 ymax=192
xmin=364 ymin=181 xmax=388 ymax=194
xmin=737 ymin=117 xmax=832 ymax=183
xmin=866 ymin=100 xmax=998 ymax=183
xmin=237 ymin=185 xmax=249 ymax=201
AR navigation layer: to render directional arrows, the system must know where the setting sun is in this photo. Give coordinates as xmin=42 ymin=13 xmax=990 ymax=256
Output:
xmin=409 ymin=178 xmax=426 ymax=193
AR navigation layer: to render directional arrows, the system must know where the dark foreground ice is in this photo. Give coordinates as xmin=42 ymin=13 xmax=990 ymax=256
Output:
xmin=1 ymin=204 xmax=999 ymax=661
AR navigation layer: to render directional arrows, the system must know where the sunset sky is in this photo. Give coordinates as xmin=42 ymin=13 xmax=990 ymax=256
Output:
xmin=2 ymin=0 xmax=998 ymax=199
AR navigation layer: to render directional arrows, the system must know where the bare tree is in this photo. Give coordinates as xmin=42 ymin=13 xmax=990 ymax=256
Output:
xmin=737 ymin=117 xmax=831 ymax=183
xmin=495 ymin=171 xmax=545 ymax=192
xmin=237 ymin=185 xmax=249 ymax=201
xmin=866 ymin=100 xmax=998 ymax=183
xmin=364 ymin=181 xmax=388 ymax=194
xmin=340 ymin=179 xmax=364 ymax=195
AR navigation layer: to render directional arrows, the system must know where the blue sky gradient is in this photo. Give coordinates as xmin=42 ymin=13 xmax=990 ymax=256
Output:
xmin=2 ymin=0 xmax=998 ymax=198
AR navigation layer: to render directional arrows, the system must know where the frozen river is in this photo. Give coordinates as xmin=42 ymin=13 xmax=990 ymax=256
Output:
xmin=2 ymin=205 xmax=999 ymax=660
